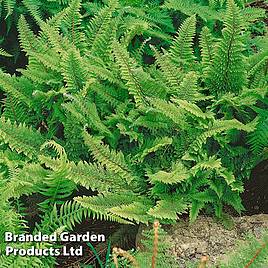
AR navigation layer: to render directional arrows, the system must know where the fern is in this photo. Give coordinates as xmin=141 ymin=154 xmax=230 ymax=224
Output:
xmin=75 ymin=193 xmax=143 ymax=224
xmin=112 ymin=40 xmax=145 ymax=107
xmin=169 ymin=15 xmax=196 ymax=67
xmin=248 ymin=116 xmax=268 ymax=155
xmin=83 ymin=130 xmax=136 ymax=184
xmin=0 ymin=48 xmax=12 ymax=57
xmin=163 ymin=0 xmax=225 ymax=22
xmin=148 ymin=195 xmax=188 ymax=220
xmin=0 ymin=2 xmax=267 ymax=266
xmin=206 ymin=0 xmax=247 ymax=95
xmin=0 ymin=117 xmax=46 ymax=159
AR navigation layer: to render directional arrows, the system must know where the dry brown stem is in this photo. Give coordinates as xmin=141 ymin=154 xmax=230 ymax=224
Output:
xmin=152 ymin=220 xmax=160 ymax=268
xmin=198 ymin=256 xmax=209 ymax=268
xmin=112 ymin=247 xmax=140 ymax=268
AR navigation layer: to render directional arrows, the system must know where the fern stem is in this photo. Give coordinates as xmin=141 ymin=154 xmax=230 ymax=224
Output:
xmin=9 ymin=96 xmax=18 ymax=123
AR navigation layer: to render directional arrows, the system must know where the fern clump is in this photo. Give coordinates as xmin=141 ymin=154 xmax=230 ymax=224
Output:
xmin=0 ymin=0 xmax=267 ymax=266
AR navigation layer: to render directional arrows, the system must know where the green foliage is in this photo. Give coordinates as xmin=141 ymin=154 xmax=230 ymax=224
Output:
xmin=206 ymin=0 xmax=246 ymax=95
xmin=0 ymin=0 xmax=267 ymax=266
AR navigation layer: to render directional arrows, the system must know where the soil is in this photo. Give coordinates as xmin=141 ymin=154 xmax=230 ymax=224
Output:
xmin=242 ymin=160 xmax=268 ymax=215
xmin=165 ymin=214 xmax=268 ymax=267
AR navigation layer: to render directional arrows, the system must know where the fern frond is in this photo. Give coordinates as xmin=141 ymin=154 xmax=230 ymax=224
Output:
xmin=0 ymin=117 xmax=46 ymax=159
xmin=136 ymin=137 xmax=172 ymax=162
xmin=207 ymin=0 xmax=246 ymax=95
xmin=61 ymin=48 xmax=86 ymax=93
xmin=2 ymin=96 xmax=30 ymax=124
xmin=110 ymin=200 xmax=153 ymax=224
xmin=18 ymin=15 xmax=44 ymax=54
xmin=67 ymin=160 xmax=127 ymax=191
xmin=38 ymin=165 xmax=76 ymax=210
xmin=175 ymin=72 xmax=205 ymax=102
xmin=0 ymin=48 xmax=12 ymax=57
xmin=248 ymin=118 xmax=268 ymax=155
xmin=171 ymin=99 xmax=214 ymax=119
xmin=148 ymin=195 xmax=188 ymax=220
xmin=63 ymin=94 xmax=113 ymax=138
xmin=150 ymin=46 xmax=182 ymax=91
xmin=148 ymin=162 xmax=190 ymax=185
xmin=112 ymin=41 xmax=145 ymax=107
xmin=42 ymin=201 xmax=90 ymax=231
xmin=200 ymin=26 xmax=214 ymax=77
xmin=87 ymin=0 xmax=118 ymax=58
xmin=164 ymin=0 xmax=224 ymax=22
xmin=1 ymin=164 xmax=49 ymax=201
xmin=75 ymin=193 xmax=139 ymax=224
xmin=83 ymin=130 xmax=135 ymax=184
xmin=190 ymin=119 xmax=255 ymax=153
xmin=169 ymin=15 xmax=196 ymax=67
xmin=0 ymin=71 xmax=33 ymax=107
xmin=61 ymin=0 xmax=85 ymax=48
xmin=3 ymin=0 xmax=16 ymax=18
xmin=148 ymin=98 xmax=188 ymax=129
xmin=22 ymin=0 xmax=43 ymax=24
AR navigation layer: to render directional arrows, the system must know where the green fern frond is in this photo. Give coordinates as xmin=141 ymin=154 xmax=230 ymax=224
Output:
xmin=109 ymin=200 xmax=153 ymax=224
xmin=136 ymin=137 xmax=172 ymax=162
xmin=169 ymin=15 xmax=196 ymax=67
xmin=248 ymin=118 xmax=268 ymax=155
xmin=241 ymin=7 xmax=266 ymax=26
xmin=0 ymin=117 xmax=46 ymax=159
xmin=171 ymin=99 xmax=214 ymax=119
xmin=164 ymin=0 xmax=224 ymax=22
xmin=1 ymin=164 xmax=49 ymax=201
xmin=61 ymin=0 xmax=85 ymax=48
xmin=112 ymin=41 xmax=145 ymax=107
xmin=61 ymin=48 xmax=86 ymax=93
xmin=148 ymin=98 xmax=188 ymax=129
xmin=63 ymin=94 xmax=113 ymax=138
xmin=2 ymin=96 xmax=30 ymax=124
xmin=207 ymin=0 xmax=246 ymax=95
xmin=67 ymin=160 xmax=127 ymax=191
xmin=75 ymin=193 xmax=139 ymax=224
xmin=175 ymin=72 xmax=206 ymax=102
xmin=42 ymin=201 xmax=90 ymax=231
xmin=38 ymin=166 xmax=76 ymax=211
xmin=148 ymin=161 xmax=190 ymax=185
xmin=87 ymin=0 xmax=118 ymax=49
xmin=148 ymin=195 xmax=188 ymax=220
xmin=200 ymin=26 xmax=214 ymax=77
xmin=0 ymin=48 xmax=12 ymax=57
xmin=22 ymin=0 xmax=43 ymax=23
xmin=87 ymin=1 xmax=118 ymax=58
xmin=92 ymin=83 xmax=126 ymax=108
xmin=190 ymin=200 xmax=205 ymax=223
xmin=0 ymin=71 xmax=33 ymax=107
xmin=150 ymin=46 xmax=182 ymax=91
xmin=83 ymin=130 xmax=135 ymax=184
xmin=18 ymin=15 xmax=44 ymax=54
xmin=190 ymin=119 xmax=255 ymax=153
xmin=3 ymin=0 xmax=16 ymax=18
xmin=192 ymin=156 xmax=222 ymax=172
